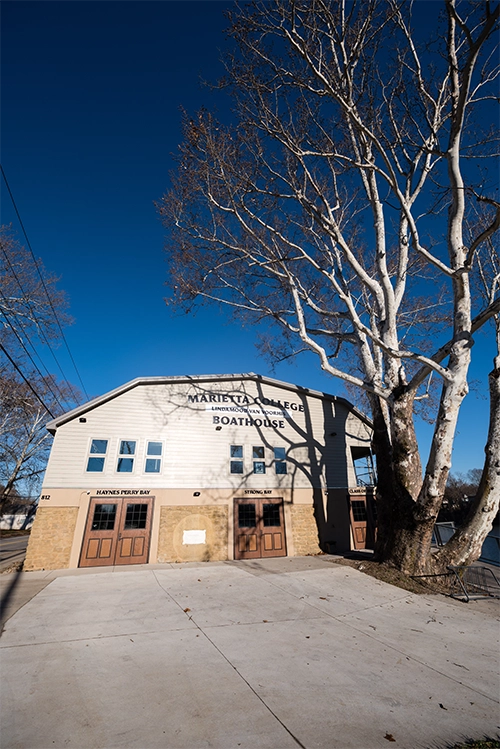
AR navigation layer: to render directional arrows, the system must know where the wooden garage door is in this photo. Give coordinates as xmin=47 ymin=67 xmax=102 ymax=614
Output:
xmin=80 ymin=497 xmax=153 ymax=568
xmin=234 ymin=498 xmax=286 ymax=560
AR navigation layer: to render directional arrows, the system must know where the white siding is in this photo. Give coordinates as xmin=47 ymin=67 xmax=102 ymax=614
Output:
xmin=43 ymin=377 xmax=371 ymax=490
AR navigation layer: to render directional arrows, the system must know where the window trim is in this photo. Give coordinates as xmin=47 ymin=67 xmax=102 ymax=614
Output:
xmin=116 ymin=439 xmax=137 ymax=474
xmin=86 ymin=438 xmax=109 ymax=473
xmin=230 ymin=444 xmax=244 ymax=475
xmin=273 ymin=446 xmax=287 ymax=475
xmin=144 ymin=440 xmax=163 ymax=474
xmin=252 ymin=445 xmax=266 ymax=474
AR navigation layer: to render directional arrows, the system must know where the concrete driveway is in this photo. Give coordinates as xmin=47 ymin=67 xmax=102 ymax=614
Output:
xmin=1 ymin=556 xmax=499 ymax=749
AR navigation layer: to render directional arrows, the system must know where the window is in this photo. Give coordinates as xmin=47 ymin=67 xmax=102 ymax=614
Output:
xmin=145 ymin=441 xmax=162 ymax=473
xmin=351 ymin=500 xmax=368 ymax=522
xmin=252 ymin=446 xmax=265 ymax=474
xmin=274 ymin=447 xmax=287 ymax=475
xmin=86 ymin=439 xmax=108 ymax=472
xmin=263 ymin=503 xmax=281 ymax=526
xmin=117 ymin=440 xmax=136 ymax=473
xmin=124 ymin=503 xmax=148 ymax=529
xmin=230 ymin=445 xmax=243 ymax=474
xmin=351 ymin=447 xmax=376 ymax=486
xmin=91 ymin=503 xmax=116 ymax=530
xmin=238 ymin=503 xmax=256 ymax=527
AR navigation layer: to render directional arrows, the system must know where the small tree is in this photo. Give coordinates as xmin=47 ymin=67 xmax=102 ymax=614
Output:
xmin=159 ymin=0 xmax=500 ymax=574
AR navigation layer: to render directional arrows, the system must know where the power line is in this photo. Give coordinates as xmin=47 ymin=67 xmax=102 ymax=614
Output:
xmin=0 ymin=241 xmax=80 ymax=408
xmin=0 ymin=344 xmax=56 ymax=419
xmin=0 ymin=295 xmax=67 ymax=413
xmin=1 ymin=164 xmax=90 ymax=400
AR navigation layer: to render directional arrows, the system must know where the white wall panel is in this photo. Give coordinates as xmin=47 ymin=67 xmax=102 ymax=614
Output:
xmin=43 ymin=377 xmax=372 ymax=491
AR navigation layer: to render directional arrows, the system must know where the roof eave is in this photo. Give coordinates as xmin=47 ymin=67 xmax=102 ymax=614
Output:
xmin=46 ymin=372 xmax=372 ymax=433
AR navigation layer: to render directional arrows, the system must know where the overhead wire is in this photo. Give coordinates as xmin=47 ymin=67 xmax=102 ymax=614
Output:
xmin=0 ymin=295 xmax=67 ymax=413
xmin=1 ymin=164 xmax=89 ymax=402
xmin=0 ymin=344 xmax=56 ymax=419
xmin=0 ymin=243 xmax=78 ymax=409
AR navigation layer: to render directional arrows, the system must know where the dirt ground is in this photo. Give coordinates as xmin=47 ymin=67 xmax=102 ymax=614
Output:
xmin=329 ymin=556 xmax=453 ymax=595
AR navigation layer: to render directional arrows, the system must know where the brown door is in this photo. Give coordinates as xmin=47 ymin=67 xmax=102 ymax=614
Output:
xmin=234 ymin=498 xmax=286 ymax=560
xmin=349 ymin=497 xmax=368 ymax=549
xmin=80 ymin=497 xmax=153 ymax=568
xmin=348 ymin=494 xmax=377 ymax=550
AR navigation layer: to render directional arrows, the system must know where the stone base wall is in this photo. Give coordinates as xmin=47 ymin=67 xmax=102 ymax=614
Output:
xmin=157 ymin=505 xmax=229 ymax=563
xmin=24 ymin=507 xmax=79 ymax=571
xmin=291 ymin=505 xmax=321 ymax=556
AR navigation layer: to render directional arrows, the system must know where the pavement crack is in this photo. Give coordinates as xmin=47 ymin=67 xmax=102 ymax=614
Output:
xmin=196 ymin=625 xmax=308 ymax=749
xmin=152 ymin=570 xmax=308 ymax=748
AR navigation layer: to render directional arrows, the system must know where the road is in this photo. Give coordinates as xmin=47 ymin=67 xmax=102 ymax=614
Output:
xmin=0 ymin=535 xmax=29 ymax=570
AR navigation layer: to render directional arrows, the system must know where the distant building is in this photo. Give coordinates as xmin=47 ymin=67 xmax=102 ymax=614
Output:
xmin=25 ymin=373 xmax=376 ymax=571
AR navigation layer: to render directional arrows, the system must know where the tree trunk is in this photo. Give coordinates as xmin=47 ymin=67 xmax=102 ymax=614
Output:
xmin=433 ymin=353 xmax=500 ymax=571
xmin=372 ymin=392 xmax=425 ymax=572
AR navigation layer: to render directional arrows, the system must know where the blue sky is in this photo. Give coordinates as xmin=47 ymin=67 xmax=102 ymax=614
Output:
xmin=1 ymin=1 xmax=495 ymax=475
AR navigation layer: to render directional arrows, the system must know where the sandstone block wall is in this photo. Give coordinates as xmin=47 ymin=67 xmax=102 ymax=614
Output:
xmin=291 ymin=505 xmax=321 ymax=556
xmin=157 ymin=505 xmax=229 ymax=563
xmin=24 ymin=507 xmax=79 ymax=571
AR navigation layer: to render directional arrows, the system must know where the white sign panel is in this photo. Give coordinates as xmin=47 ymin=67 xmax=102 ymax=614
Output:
xmin=182 ymin=529 xmax=206 ymax=545
xmin=206 ymin=404 xmax=290 ymax=418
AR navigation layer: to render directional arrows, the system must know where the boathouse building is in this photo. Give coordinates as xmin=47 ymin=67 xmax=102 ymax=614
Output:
xmin=24 ymin=373 xmax=376 ymax=571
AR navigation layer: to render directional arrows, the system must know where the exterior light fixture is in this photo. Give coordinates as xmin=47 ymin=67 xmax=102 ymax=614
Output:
xmin=79 ymin=418 xmax=87 ymax=423
xmin=193 ymin=491 xmax=201 ymax=497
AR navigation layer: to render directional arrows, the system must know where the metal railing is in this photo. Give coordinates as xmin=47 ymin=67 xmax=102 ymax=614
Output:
xmin=447 ymin=565 xmax=500 ymax=603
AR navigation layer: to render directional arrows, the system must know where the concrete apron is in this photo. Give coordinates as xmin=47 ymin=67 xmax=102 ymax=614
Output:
xmin=1 ymin=557 xmax=498 ymax=749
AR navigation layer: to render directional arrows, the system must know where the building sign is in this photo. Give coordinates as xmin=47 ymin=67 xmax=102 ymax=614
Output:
xmin=182 ymin=530 xmax=206 ymax=545
xmin=187 ymin=391 xmax=304 ymax=430
xmin=95 ymin=489 xmax=151 ymax=496
xmin=212 ymin=414 xmax=286 ymax=429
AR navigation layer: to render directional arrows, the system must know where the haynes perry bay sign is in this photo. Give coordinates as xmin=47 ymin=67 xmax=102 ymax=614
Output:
xmin=187 ymin=392 xmax=304 ymax=430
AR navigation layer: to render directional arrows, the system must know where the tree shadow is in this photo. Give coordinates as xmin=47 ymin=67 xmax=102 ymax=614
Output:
xmin=142 ymin=374 xmax=369 ymax=554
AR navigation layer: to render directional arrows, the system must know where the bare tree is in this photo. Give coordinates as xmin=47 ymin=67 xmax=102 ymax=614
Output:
xmin=0 ymin=228 xmax=77 ymax=508
xmin=0 ymin=227 xmax=71 ymax=366
xmin=0 ymin=370 xmax=69 ymax=509
xmin=159 ymin=0 xmax=500 ymax=574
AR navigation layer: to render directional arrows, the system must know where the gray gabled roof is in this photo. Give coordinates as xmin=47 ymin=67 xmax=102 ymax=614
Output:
xmin=46 ymin=372 xmax=372 ymax=433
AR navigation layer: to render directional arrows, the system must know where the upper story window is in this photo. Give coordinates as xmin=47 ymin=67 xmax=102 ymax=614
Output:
xmin=274 ymin=447 xmax=287 ymax=475
xmin=252 ymin=446 xmax=266 ymax=474
xmin=117 ymin=440 xmax=136 ymax=473
xmin=145 ymin=441 xmax=162 ymax=473
xmin=351 ymin=447 xmax=376 ymax=486
xmin=86 ymin=439 xmax=108 ymax=472
xmin=230 ymin=445 xmax=244 ymax=474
